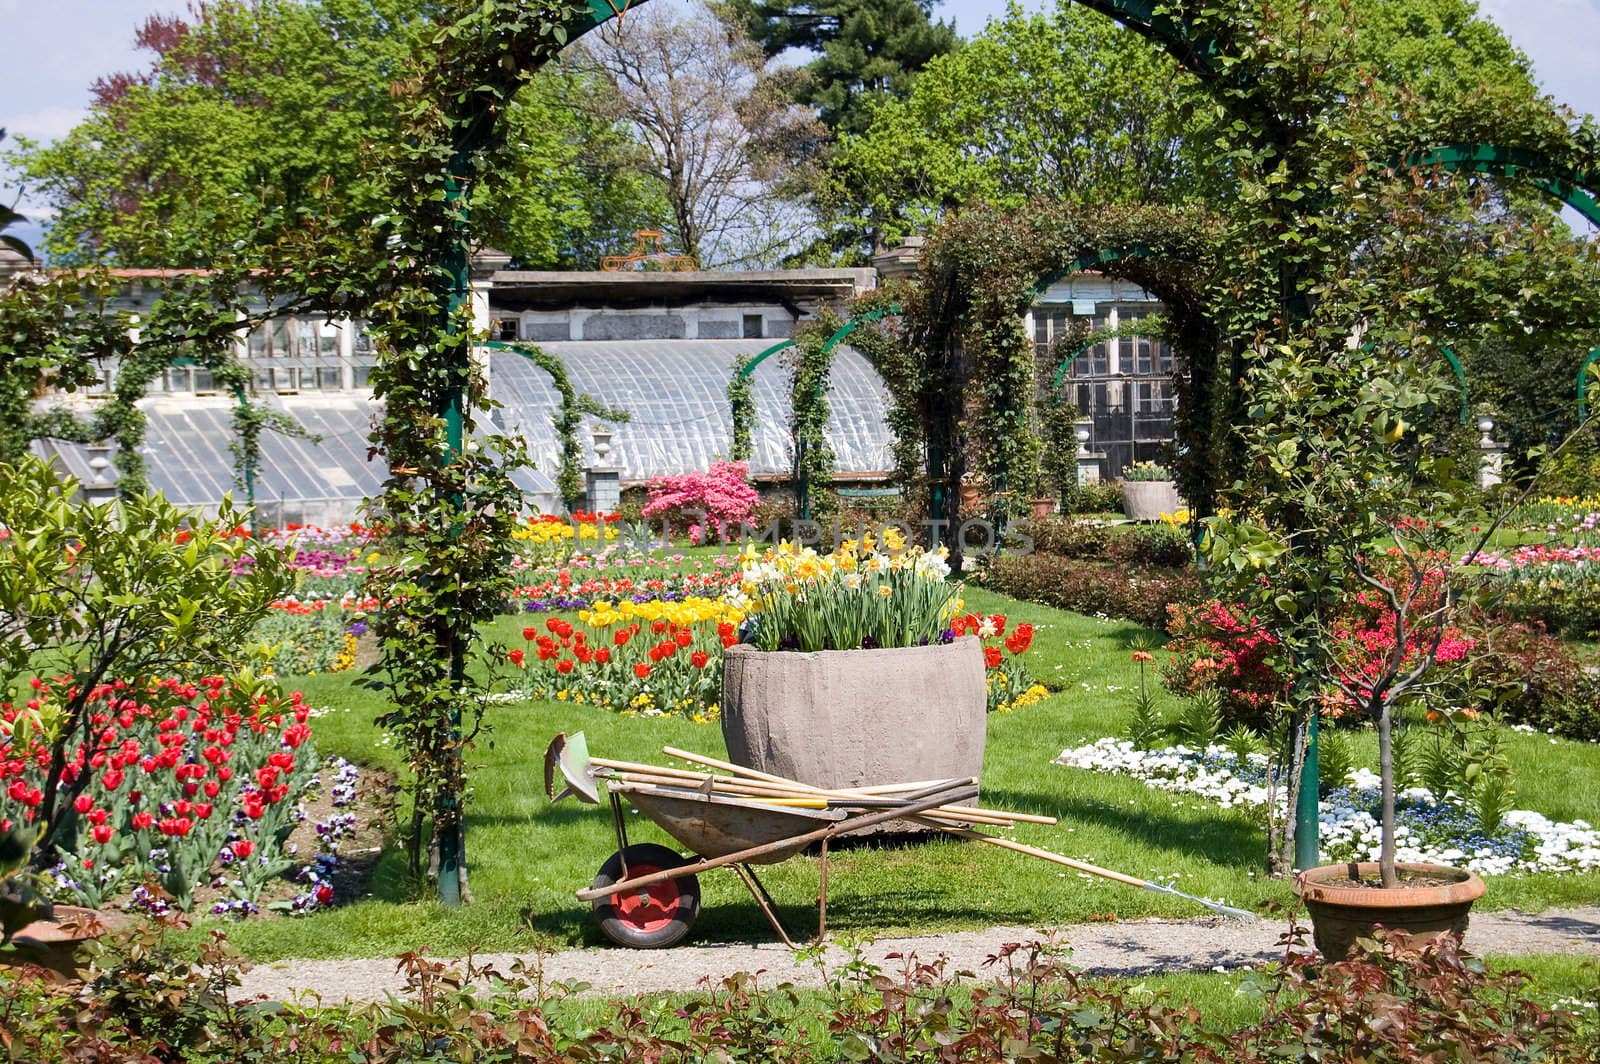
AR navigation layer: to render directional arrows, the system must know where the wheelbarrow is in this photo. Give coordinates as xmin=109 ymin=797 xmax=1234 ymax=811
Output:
xmin=545 ymin=732 xmax=1253 ymax=949
xmin=546 ymin=732 xmax=979 ymax=948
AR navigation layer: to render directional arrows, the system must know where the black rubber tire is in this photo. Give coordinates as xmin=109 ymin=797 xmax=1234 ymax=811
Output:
xmin=590 ymin=843 xmax=701 ymax=949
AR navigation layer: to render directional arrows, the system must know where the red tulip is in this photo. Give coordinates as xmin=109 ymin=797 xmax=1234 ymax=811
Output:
xmin=231 ymin=840 xmax=255 ymax=859
xmin=522 ymin=626 xmax=538 ymax=641
xmin=674 ymin=629 xmax=693 ymax=648
xmin=691 ymin=651 xmax=709 ymax=670
xmin=594 ymin=647 xmax=611 ymax=664
xmin=556 ymin=659 xmax=575 ymax=675
xmin=195 ymin=802 xmax=213 ymax=819
xmin=984 ymin=646 xmax=1003 ymax=669
xmin=204 ymin=780 xmax=220 ymax=799
xmin=634 ymin=663 xmax=652 ymax=679
xmin=509 ymin=649 xmax=526 ymax=667
xmin=315 ymin=884 xmax=335 ymax=905
xmin=91 ymin=825 xmax=113 ymax=845
xmin=132 ymin=812 xmax=154 ymax=830
xmin=74 ymin=795 xmax=93 ymax=814
xmin=614 ymin=630 xmax=631 ymax=646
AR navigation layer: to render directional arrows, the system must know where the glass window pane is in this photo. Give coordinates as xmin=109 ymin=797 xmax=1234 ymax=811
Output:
xmin=319 ymin=366 xmax=342 ymax=390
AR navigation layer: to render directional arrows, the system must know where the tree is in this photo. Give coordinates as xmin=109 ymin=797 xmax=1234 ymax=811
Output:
xmin=829 ymin=0 xmax=1207 ymax=244
xmin=8 ymin=0 xmax=659 ymax=268
xmin=721 ymin=0 xmax=958 ymax=137
xmin=572 ymin=1 xmax=824 ymax=268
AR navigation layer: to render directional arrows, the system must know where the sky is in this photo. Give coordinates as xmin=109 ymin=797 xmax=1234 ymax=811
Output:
xmin=5 ymin=0 xmax=1600 ymax=247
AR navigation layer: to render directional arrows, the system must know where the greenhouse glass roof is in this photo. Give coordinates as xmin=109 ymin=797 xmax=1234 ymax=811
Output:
xmin=29 ymin=339 xmax=893 ymax=518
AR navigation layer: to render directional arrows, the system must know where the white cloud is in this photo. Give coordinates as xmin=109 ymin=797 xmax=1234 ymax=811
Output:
xmin=1 ymin=106 xmax=87 ymax=143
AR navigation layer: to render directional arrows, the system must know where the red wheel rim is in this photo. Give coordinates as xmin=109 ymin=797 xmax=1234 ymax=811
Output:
xmin=610 ymin=864 xmax=681 ymax=933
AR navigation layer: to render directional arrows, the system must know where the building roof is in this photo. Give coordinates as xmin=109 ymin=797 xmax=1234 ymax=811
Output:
xmin=487 ymin=341 xmax=893 ymax=484
xmin=487 ymin=268 xmax=876 ymax=308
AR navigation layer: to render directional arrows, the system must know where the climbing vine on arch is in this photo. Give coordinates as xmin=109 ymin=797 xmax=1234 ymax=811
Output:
xmin=905 ymin=202 xmax=1220 ymax=537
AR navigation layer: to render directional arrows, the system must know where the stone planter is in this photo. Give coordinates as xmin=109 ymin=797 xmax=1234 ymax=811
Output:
xmin=1030 ymin=497 xmax=1056 ymax=521
xmin=720 ymin=638 xmax=987 ymax=828
xmin=1293 ymin=862 xmax=1486 ymax=961
xmin=1121 ymin=480 xmax=1182 ymax=522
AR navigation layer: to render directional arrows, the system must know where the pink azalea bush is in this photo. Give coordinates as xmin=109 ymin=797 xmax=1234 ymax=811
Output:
xmin=642 ymin=461 xmax=760 ymax=544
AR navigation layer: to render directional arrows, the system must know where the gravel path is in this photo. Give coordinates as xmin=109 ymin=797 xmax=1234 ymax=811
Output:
xmin=236 ymin=907 xmax=1600 ymax=1003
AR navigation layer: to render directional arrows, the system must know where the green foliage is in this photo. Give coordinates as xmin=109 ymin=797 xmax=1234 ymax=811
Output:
xmin=723 ymin=0 xmax=957 ymax=137
xmin=984 ymin=553 xmax=1203 ymax=630
xmin=0 ymin=456 xmax=288 ymax=848
xmin=1223 ymin=724 xmax=1259 ymax=765
xmin=1175 ymin=691 xmax=1224 ymax=750
xmin=7 ymin=0 xmax=655 ymax=268
xmin=830 ymin=0 xmax=1205 ymax=242
xmin=727 ymin=354 xmax=756 ymax=462
xmin=503 ymin=343 xmax=629 ymax=512
xmin=0 ymin=917 xmax=1595 ymax=1061
xmin=788 ymin=314 xmax=839 ymax=516
xmin=1317 ymin=729 xmax=1355 ymax=792
xmin=1125 ymin=689 xmax=1166 ymax=750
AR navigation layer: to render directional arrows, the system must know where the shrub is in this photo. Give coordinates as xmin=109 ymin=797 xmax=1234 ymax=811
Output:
xmin=1108 ymin=523 xmax=1193 ymax=568
xmin=1163 ymin=598 xmax=1290 ymax=728
xmin=643 ymin=461 xmax=760 ymax=543
xmin=1465 ymin=617 xmax=1600 ymax=742
xmin=1061 ymin=480 xmax=1124 ymax=515
xmin=984 ymin=554 xmax=1202 ymax=629
xmin=1026 ymin=516 xmax=1114 ymax=559
xmin=0 ymin=920 xmax=1590 ymax=1061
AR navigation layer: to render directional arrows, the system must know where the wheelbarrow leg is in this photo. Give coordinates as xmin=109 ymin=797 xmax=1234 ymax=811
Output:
xmin=817 ymin=835 xmax=828 ymax=943
xmin=609 ymin=791 xmax=632 ymax=879
xmin=732 ymin=863 xmax=801 ymax=951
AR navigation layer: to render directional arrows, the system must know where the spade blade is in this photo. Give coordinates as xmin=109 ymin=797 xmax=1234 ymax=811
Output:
xmin=544 ymin=731 xmax=600 ymax=804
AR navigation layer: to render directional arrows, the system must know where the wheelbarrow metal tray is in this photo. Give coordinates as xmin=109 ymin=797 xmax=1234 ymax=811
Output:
xmin=611 ymin=781 xmax=846 ymax=864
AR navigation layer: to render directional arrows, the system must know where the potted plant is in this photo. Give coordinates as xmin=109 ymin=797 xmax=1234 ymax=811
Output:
xmin=1120 ymin=461 xmax=1182 ymax=522
xmin=1203 ymin=340 xmax=1510 ymax=959
xmin=720 ymin=533 xmax=986 ymax=796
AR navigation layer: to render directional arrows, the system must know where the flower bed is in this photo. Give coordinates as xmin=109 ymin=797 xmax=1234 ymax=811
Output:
xmin=1466 ymin=540 xmax=1600 ymax=639
xmin=1 ymin=677 xmax=346 ymax=916
xmin=508 ymin=551 xmax=742 ymax=613
xmin=1055 ymin=737 xmax=1600 ymax=876
xmin=509 ymin=597 xmax=744 ymax=718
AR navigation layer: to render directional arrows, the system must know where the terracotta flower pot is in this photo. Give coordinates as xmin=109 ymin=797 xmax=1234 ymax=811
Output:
xmin=0 ymin=905 xmax=108 ymax=982
xmin=1120 ymin=480 xmax=1182 ymax=522
xmin=1293 ymin=862 xmax=1486 ymax=960
xmin=1030 ymin=497 xmax=1056 ymax=521
xmin=720 ymin=638 xmax=987 ymax=832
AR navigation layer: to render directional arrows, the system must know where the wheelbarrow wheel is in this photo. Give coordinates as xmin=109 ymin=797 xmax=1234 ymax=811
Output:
xmin=591 ymin=843 xmax=700 ymax=949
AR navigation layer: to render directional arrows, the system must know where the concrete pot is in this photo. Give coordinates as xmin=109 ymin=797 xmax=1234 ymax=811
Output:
xmin=1121 ymin=480 xmax=1182 ymax=522
xmin=1293 ymin=862 xmax=1486 ymax=960
xmin=720 ymin=638 xmax=987 ymax=828
xmin=1030 ymin=498 xmax=1057 ymax=521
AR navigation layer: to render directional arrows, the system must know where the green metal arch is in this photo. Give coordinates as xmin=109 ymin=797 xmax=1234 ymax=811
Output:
xmin=734 ymin=303 xmax=905 ymax=380
xmin=735 ymin=338 xmax=795 ymax=379
xmin=1402 ymin=143 xmax=1600 ymax=228
xmin=1030 ymin=245 xmax=1157 ymax=302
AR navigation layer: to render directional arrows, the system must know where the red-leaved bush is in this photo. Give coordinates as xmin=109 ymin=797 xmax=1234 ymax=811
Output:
xmin=1166 ymin=549 xmax=1474 ymax=728
xmin=642 ymin=461 xmax=760 ymax=544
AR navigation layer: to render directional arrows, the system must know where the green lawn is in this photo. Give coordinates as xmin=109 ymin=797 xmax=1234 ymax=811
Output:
xmin=216 ymin=587 xmax=1600 ymax=962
